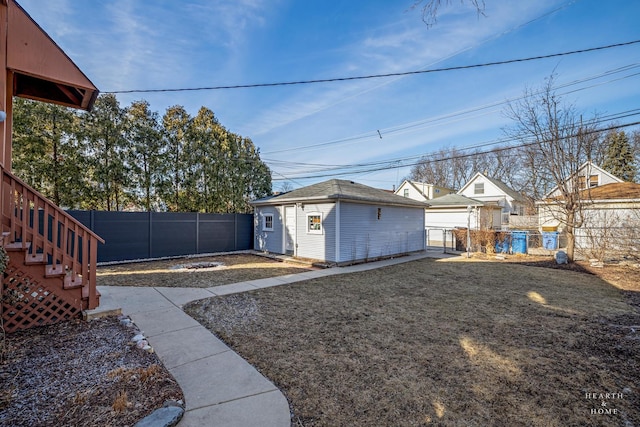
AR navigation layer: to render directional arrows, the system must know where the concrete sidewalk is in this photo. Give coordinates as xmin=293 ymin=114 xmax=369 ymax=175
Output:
xmin=93 ymin=250 xmax=453 ymax=426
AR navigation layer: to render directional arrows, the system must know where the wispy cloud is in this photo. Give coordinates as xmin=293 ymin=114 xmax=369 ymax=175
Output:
xmin=244 ymin=1 xmax=557 ymax=139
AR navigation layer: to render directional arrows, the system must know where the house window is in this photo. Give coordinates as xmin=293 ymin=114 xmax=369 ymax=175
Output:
xmin=403 ymin=189 xmax=409 ymax=197
xmin=474 ymin=183 xmax=484 ymax=195
xmin=578 ymin=175 xmax=599 ymax=189
xmin=307 ymin=214 xmax=322 ymax=234
xmin=263 ymin=214 xmax=274 ymax=231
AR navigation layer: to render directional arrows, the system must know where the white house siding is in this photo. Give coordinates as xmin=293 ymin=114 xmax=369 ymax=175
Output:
xmin=425 ymin=210 xmax=474 ymax=230
xmin=295 ymin=203 xmax=337 ymax=262
xmin=574 ymin=203 xmax=640 ymax=252
xmin=396 ymin=181 xmax=426 ymax=201
xmin=395 ymin=181 xmax=454 ymax=201
xmin=458 ymin=175 xmax=522 ymax=215
xmin=338 ymin=203 xmax=424 ymax=263
xmin=540 ymin=200 xmax=640 ymax=251
xmin=254 ymin=206 xmax=284 ymax=254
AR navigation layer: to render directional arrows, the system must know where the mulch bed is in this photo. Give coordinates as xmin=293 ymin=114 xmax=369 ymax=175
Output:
xmin=0 ymin=316 xmax=183 ymax=427
xmin=97 ymin=253 xmax=313 ymax=288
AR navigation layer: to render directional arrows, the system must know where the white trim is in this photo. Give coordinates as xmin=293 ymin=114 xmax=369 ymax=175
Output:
xmin=335 ymin=201 xmax=341 ymax=263
xmin=283 ymin=205 xmax=296 ymax=254
xmin=543 ymin=161 xmax=623 ymax=198
xmin=262 ymin=213 xmax=274 ymax=231
xmin=306 ymin=212 xmax=323 ymax=234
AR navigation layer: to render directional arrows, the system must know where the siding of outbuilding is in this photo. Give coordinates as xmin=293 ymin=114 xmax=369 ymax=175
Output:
xmin=338 ymin=202 xmax=424 ymax=263
xmin=254 ymin=206 xmax=284 ymax=253
xmin=295 ymin=202 xmax=337 ymax=261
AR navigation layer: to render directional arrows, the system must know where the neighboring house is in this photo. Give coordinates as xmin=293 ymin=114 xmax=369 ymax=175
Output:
xmin=457 ymin=172 xmax=527 ymax=229
xmin=425 ymin=194 xmax=502 ymax=233
xmin=538 ymin=162 xmax=626 ymax=232
xmin=544 ymin=161 xmax=623 ymax=198
xmin=394 ymin=180 xmax=455 ymax=201
xmin=251 ymin=179 xmax=429 ymax=265
xmin=538 ymin=182 xmax=640 ymax=256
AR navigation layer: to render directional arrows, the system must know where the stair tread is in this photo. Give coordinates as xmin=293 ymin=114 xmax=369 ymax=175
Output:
xmin=5 ymin=241 xmax=31 ymax=251
xmin=82 ymin=287 xmax=101 ymax=298
xmin=64 ymin=275 xmax=85 ymax=289
xmin=25 ymin=253 xmax=46 ymax=265
xmin=45 ymin=264 xmax=66 ymax=277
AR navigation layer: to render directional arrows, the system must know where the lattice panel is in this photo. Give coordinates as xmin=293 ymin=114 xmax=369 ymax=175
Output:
xmin=2 ymin=263 xmax=82 ymax=333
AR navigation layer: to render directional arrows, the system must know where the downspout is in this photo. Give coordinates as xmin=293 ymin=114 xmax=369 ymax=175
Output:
xmin=335 ymin=200 xmax=340 ymax=263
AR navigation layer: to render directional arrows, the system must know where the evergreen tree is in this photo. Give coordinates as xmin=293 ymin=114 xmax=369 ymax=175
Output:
xmin=12 ymin=98 xmax=89 ymax=208
xmin=602 ymin=130 xmax=637 ymax=182
xmin=13 ymin=96 xmax=272 ymax=213
xmin=80 ymin=94 xmax=130 ymax=210
xmin=126 ymin=100 xmax=163 ymax=211
xmin=161 ymin=106 xmax=192 ymax=211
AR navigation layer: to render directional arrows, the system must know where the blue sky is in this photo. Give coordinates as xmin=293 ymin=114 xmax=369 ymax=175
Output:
xmin=19 ymin=0 xmax=640 ymax=191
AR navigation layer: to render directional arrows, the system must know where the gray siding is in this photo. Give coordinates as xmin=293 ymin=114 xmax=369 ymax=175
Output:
xmin=295 ymin=203 xmax=336 ymax=262
xmin=254 ymin=206 xmax=284 ymax=254
xmin=339 ymin=203 xmax=424 ymax=263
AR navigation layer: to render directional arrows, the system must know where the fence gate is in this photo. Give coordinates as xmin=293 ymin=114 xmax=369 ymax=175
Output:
xmin=426 ymin=228 xmax=458 ymax=254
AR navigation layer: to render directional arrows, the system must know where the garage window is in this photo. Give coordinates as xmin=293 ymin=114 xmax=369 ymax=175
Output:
xmin=307 ymin=214 xmax=322 ymax=234
xmin=263 ymin=214 xmax=274 ymax=231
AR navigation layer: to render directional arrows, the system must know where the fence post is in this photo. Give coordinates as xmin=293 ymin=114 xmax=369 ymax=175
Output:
xmin=234 ymin=214 xmax=238 ymax=251
xmin=148 ymin=211 xmax=152 ymax=259
xmin=196 ymin=212 xmax=200 ymax=254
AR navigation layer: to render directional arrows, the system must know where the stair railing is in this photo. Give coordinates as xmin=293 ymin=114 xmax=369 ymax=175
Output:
xmin=1 ymin=168 xmax=104 ymax=309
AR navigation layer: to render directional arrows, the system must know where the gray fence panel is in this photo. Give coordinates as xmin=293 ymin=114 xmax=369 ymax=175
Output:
xmin=151 ymin=212 xmax=198 ymax=258
xmin=236 ymin=214 xmax=254 ymax=250
xmin=198 ymin=213 xmax=235 ymax=253
xmin=67 ymin=210 xmax=254 ymax=263
xmin=97 ymin=211 xmax=150 ymax=261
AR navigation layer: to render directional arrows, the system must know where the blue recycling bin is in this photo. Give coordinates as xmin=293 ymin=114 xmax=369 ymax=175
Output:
xmin=542 ymin=231 xmax=559 ymax=250
xmin=511 ymin=231 xmax=528 ymax=254
xmin=495 ymin=234 xmax=511 ymax=254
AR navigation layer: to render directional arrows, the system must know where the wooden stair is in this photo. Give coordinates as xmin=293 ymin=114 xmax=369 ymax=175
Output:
xmin=1 ymin=169 xmax=104 ymax=333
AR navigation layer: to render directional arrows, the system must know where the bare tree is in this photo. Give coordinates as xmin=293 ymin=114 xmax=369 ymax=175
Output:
xmin=409 ymin=146 xmax=472 ymax=189
xmin=504 ymin=76 xmax=600 ymax=261
xmin=279 ymin=181 xmax=294 ymax=193
xmin=412 ymin=0 xmax=486 ymax=27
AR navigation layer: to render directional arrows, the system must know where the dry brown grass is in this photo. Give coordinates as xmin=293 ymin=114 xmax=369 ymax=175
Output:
xmin=97 ymin=253 xmax=313 ymax=288
xmin=111 ymin=391 xmax=131 ymax=412
xmin=185 ymin=257 xmax=640 ymax=426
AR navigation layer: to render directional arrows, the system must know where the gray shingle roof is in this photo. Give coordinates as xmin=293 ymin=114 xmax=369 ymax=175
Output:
xmin=483 ymin=175 xmax=526 ymax=202
xmin=426 ymin=194 xmax=486 ymax=208
xmin=252 ymin=179 xmax=430 ymax=208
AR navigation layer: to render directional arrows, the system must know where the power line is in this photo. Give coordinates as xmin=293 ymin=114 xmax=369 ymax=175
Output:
xmin=261 ymin=64 xmax=640 ymax=155
xmin=266 ymin=108 xmax=640 ymax=173
xmin=270 ymin=119 xmax=640 ymax=181
xmin=105 ymin=39 xmax=640 ymax=94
